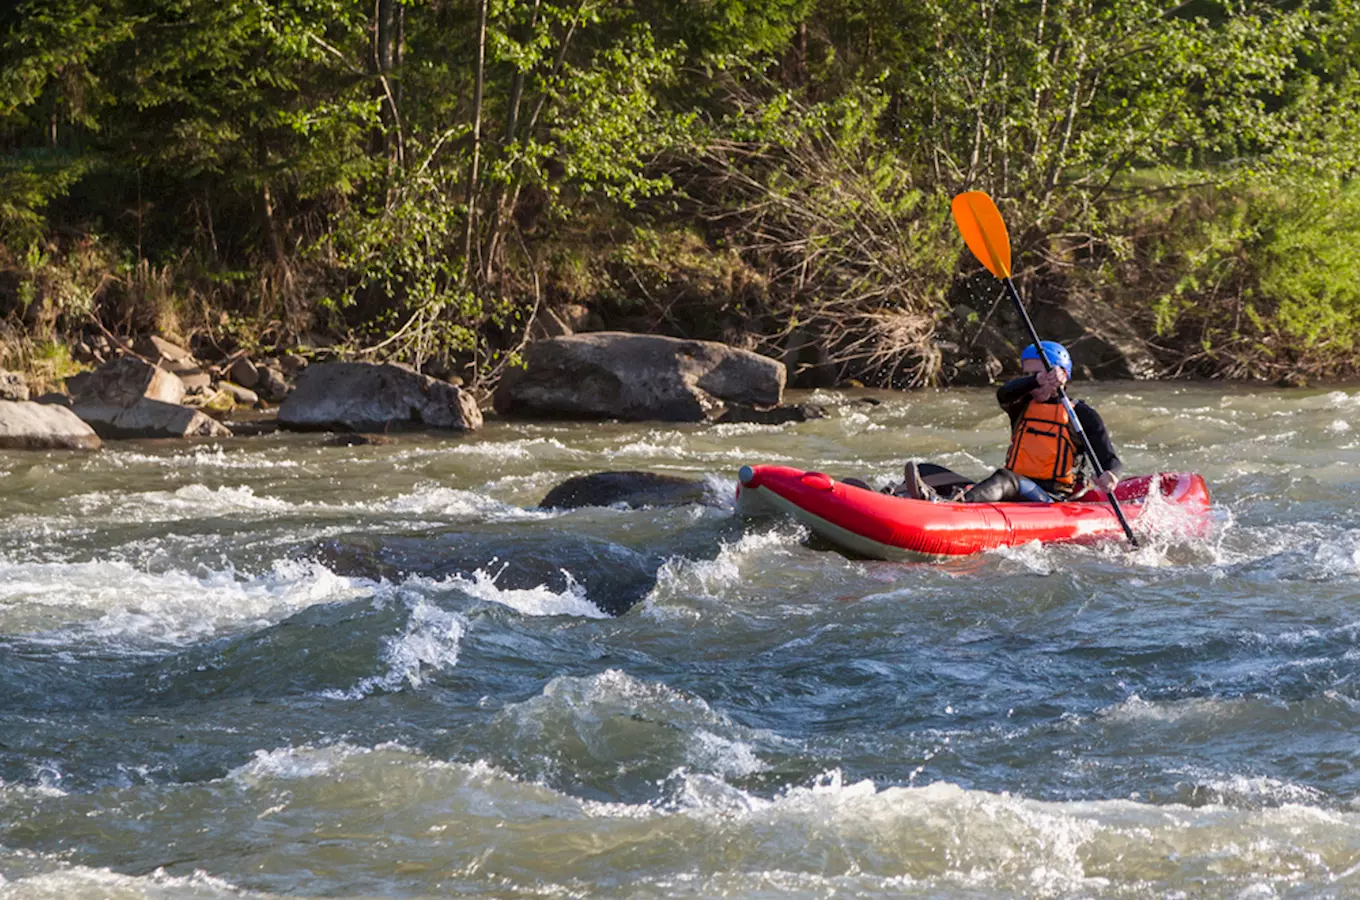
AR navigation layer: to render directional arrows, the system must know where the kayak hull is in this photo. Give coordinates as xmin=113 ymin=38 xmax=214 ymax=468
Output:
xmin=735 ymin=465 xmax=1211 ymax=560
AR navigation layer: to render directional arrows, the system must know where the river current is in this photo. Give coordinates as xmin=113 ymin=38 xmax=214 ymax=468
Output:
xmin=2 ymin=383 xmax=1359 ymax=898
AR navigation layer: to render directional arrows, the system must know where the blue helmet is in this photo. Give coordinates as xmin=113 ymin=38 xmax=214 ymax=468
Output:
xmin=1021 ymin=341 xmax=1072 ymax=376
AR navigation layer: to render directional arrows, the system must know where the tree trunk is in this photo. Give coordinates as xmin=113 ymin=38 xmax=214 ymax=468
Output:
xmin=461 ymin=0 xmax=488 ymax=285
xmin=372 ymin=0 xmax=405 ymax=175
xmin=257 ymin=135 xmax=285 ymax=266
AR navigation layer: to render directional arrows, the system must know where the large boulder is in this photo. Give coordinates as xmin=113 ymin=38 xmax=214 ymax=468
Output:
xmin=0 ymin=401 xmax=102 ymax=450
xmin=1029 ymin=294 xmax=1160 ymax=380
xmin=75 ymin=399 xmax=231 ymax=439
xmin=496 ymin=332 xmax=786 ymax=422
xmin=68 ymin=356 xmax=186 ymax=407
xmin=278 ymin=362 xmax=482 ymax=432
xmin=539 ymin=471 xmax=715 ymax=509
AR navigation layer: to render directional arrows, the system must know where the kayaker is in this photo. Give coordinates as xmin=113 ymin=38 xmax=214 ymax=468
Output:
xmin=901 ymin=341 xmax=1122 ymax=503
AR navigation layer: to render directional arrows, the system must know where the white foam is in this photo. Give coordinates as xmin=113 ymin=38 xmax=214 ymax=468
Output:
xmin=424 ymin=436 xmax=582 ymax=461
xmin=105 ymin=446 xmax=301 ymax=471
xmin=326 ymin=598 xmax=467 ymax=698
xmin=367 ymin=485 xmax=554 ymax=521
xmin=611 ymin=440 xmax=794 ymax=463
xmin=414 ymin=565 xmax=607 ymax=619
xmin=642 ymin=527 xmax=803 ymax=613
xmin=496 ymin=669 xmax=771 ymax=777
xmin=0 ymin=865 xmax=248 ymax=899
xmin=71 ymin=484 xmax=296 ymax=521
xmin=0 ymin=557 xmax=369 ymax=648
xmin=1192 ymin=773 xmax=1328 ymax=807
xmin=58 ymin=481 xmax=542 ymax=526
xmin=228 ymin=742 xmax=373 ymax=786
xmin=1098 ymin=693 xmax=1225 ymax=726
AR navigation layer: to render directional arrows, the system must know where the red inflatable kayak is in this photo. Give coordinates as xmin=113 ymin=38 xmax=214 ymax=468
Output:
xmin=735 ymin=464 xmax=1211 ymax=559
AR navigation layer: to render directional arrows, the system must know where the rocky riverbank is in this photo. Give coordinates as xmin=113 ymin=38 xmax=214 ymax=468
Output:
xmin=0 ymin=330 xmax=832 ymax=450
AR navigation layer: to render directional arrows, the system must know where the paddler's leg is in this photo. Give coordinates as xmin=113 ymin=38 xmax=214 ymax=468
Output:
xmin=957 ymin=468 xmax=1052 ymax=503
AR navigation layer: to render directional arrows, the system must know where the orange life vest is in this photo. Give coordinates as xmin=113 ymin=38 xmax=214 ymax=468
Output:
xmin=1005 ymin=399 xmax=1080 ymax=491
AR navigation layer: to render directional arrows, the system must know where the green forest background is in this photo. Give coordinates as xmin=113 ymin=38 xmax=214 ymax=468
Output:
xmin=4 ymin=0 xmax=1360 ymax=390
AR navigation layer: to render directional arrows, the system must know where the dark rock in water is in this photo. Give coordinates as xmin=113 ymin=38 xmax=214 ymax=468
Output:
xmin=715 ymin=403 xmax=826 ymax=425
xmin=223 ymin=416 xmax=279 ymax=437
xmin=279 ymin=361 xmax=481 ymax=432
xmin=33 ymin=391 xmax=71 ymax=407
xmin=322 ymin=433 xmax=392 ymax=447
xmin=495 ymin=332 xmax=785 ymax=422
xmin=316 ymin=531 xmax=667 ymax=617
xmin=539 ymin=471 xmax=713 ymax=510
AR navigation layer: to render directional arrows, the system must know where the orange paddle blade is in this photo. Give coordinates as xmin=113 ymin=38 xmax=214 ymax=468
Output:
xmin=951 ymin=191 xmax=1012 ymax=280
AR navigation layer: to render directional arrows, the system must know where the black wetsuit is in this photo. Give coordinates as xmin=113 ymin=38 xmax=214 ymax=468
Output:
xmin=961 ymin=375 xmax=1123 ymax=502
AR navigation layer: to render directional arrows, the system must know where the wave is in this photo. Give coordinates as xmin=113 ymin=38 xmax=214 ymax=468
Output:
xmin=0 ymin=550 xmax=613 ymax=654
xmin=641 ymin=526 xmax=807 ymax=618
xmin=0 ymin=864 xmax=252 ymax=899
xmin=322 ymin=598 xmax=467 ymax=699
xmin=14 ymin=744 xmax=1353 ymax=897
xmin=104 ymin=445 xmax=301 ymax=471
xmin=416 ymin=566 xmax=607 ymax=619
xmin=56 ymin=481 xmax=544 ymax=526
xmin=0 ymin=557 xmax=368 ymax=648
xmin=486 ymin=669 xmax=772 ymax=783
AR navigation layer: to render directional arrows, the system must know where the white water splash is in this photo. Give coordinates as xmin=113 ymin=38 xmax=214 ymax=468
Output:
xmin=0 ymin=557 xmax=369 ymax=648
xmin=418 ymin=566 xmax=607 ymax=619
xmin=104 ymin=446 xmax=301 ymax=471
xmin=493 ymin=669 xmax=771 ymax=779
xmin=324 ymin=598 xmax=467 ymax=698
xmin=0 ymin=866 xmax=249 ymax=899
xmin=642 ymin=526 xmax=804 ymax=616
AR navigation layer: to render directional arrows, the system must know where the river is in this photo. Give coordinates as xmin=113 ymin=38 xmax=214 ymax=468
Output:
xmin=2 ymin=383 xmax=1359 ymax=898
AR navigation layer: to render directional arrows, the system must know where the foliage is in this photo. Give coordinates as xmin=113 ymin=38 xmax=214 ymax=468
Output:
xmin=1 ymin=0 xmax=1359 ymax=383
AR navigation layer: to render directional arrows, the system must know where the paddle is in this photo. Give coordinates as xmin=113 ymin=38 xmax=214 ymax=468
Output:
xmin=950 ymin=190 xmax=1139 ymax=548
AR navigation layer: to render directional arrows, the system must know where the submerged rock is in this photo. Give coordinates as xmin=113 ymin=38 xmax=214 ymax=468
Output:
xmin=322 ymin=433 xmax=392 ymax=447
xmin=0 ymin=400 xmax=102 ymax=450
xmin=715 ymin=402 xmax=826 ymax=425
xmin=495 ymin=332 xmax=786 ymax=422
xmin=539 ymin=471 xmax=714 ymax=510
xmin=320 ymin=532 xmax=658 ymax=617
xmin=279 ymin=361 xmax=482 ymax=432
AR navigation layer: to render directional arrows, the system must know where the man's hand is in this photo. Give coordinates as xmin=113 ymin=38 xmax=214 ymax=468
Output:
xmin=1095 ymin=471 xmax=1119 ymax=493
xmin=1031 ymin=366 xmax=1068 ymax=399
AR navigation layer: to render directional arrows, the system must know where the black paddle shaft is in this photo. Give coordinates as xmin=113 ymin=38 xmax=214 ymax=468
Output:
xmin=1000 ymin=277 xmax=1140 ymax=547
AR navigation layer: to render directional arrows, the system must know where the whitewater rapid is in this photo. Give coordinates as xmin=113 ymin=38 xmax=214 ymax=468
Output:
xmin=2 ymin=383 xmax=1359 ymax=897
